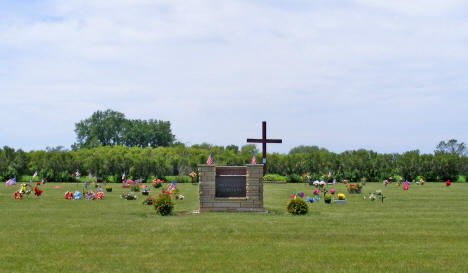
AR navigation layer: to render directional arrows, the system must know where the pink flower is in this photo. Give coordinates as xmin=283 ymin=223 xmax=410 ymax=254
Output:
xmin=330 ymin=189 xmax=335 ymax=194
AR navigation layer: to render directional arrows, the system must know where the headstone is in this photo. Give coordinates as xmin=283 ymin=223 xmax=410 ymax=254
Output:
xmin=198 ymin=164 xmax=265 ymax=212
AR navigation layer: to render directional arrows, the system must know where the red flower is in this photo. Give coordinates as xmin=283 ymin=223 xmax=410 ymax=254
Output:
xmin=34 ymin=187 xmax=43 ymax=197
xmin=14 ymin=191 xmax=23 ymax=199
xmin=446 ymin=180 xmax=451 ymax=187
xmin=36 ymin=182 xmax=41 ymax=185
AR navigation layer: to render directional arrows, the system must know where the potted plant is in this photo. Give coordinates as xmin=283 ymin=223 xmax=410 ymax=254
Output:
xmin=105 ymin=185 xmax=112 ymax=192
xmin=346 ymin=184 xmax=362 ymax=194
xmin=189 ymin=172 xmax=197 ymax=184
xmin=142 ymin=185 xmax=150 ymax=196
xmin=324 ymin=193 xmax=332 ymax=204
xmin=152 ymin=179 xmax=163 ymax=188
xmin=335 ymin=193 xmax=346 ymax=204
xmin=121 ymin=192 xmax=137 ymax=200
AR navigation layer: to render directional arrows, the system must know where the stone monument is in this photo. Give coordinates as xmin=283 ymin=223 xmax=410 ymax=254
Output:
xmin=198 ymin=164 xmax=265 ymax=212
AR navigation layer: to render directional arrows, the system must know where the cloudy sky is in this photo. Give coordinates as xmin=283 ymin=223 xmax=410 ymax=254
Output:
xmin=1 ymin=0 xmax=467 ymax=154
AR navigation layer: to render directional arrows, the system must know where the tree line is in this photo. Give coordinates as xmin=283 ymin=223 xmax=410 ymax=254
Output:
xmin=1 ymin=143 xmax=467 ymax=182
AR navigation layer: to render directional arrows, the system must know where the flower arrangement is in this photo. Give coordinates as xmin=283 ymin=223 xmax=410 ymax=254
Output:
xmin=142 ymin=186 xmax=150 ymax=195
xmin=324 ymin=193 xmax=332 ymax=204
xmin=73 ymin=191 xmax=82 ymax=200
xmin=189 ymin=172 xmax=197 ymax=183
xmin=287 ymin=191 xmax=308 ymax=215
xmin=85 ymin=191 xmax=96 ymax=200
xmin=343 ymin=179 xmax=348 ymax=184
xmin=95 ymin=192 xmax=104 ymax=200
xmin=302 ymin=173 xmax=312 ymax=184
xmin=121 ymin=191 xmax=137 ymax=200
xmin=154 ymin=190 xmax=174 ymax=215
xmin=105 ymin=185 xmax=112 ymax=192
xmin=143 ymin=196 xmax=154 ymax=205
xmin=152 ymin=179 xmax=163 ymax=188
xmin=313 ymin=189 xmax=320 ymax=196
xmin=131 ymin=184 xmax=140 ymax=192
xmin=337 ymin=193 xmax=346 ymax=200
xmin=346 ymin=184 xmax=362 ymax=194
xmin=64 ymin=191 xmax=74 ymax=200
xmin=122 ymin=180 xmax=132 ymax=188
xmin=33 ymin=186 xmax=43 ymax=197
xmin=446 ymin=180 xmax=451 ymax=187
xmin=14 ymin=191 xmax=23 ymax=199
xmin=313 ymin=181 xmax=319 ymax=187
xmin=19 ymin=183 xmax=32 ymax=195
xmin=365 ymin=190 xmax=385 ymax=203
xmin=330 ymin=188 xmax=335 ymax=195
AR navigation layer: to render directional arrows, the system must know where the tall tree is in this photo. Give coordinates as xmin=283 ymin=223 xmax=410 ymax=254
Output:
xmin=435 ymin=139 xmax=467 ymax=156
xmin=73 ymin=109 xmax=175 ymax=149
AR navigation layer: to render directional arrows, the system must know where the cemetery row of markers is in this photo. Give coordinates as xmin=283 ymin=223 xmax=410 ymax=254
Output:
xmin=5 ymin=177 xmax=184 ymax=216
xmin=4 ymin=176 xmax=454 ymax=216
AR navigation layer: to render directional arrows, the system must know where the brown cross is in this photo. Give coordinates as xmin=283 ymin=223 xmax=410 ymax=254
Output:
xmin=247 ymin=121 xmax=282 ymax=175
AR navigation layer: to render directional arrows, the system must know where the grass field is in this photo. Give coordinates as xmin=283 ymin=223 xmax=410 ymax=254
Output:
xmin=1 ymin=182 xmax=467 ymax=273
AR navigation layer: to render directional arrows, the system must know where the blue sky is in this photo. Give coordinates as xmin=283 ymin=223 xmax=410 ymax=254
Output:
xmin=1 ymin=0 xmax=467 ymax=154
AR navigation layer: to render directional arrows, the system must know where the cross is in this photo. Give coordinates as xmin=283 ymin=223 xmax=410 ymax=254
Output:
xmin=247 ymin=121 xmax=282 ymax=175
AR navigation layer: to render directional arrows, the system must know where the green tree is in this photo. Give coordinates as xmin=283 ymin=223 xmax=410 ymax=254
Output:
xmin=435 ymin=139 xmax=467 ymax=156
xmin=73 ymin=110 xmax=175 ymax=149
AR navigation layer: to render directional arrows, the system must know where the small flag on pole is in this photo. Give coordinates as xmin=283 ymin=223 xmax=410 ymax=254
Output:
xmin=206 ymin=153 xmax=213 ymax=165
xmin=41 ymin=177 xmax=45 ymax=184
xmin=5 ymin=177 xmax=16 ymax=187
xmin=328 ymin=170 xmax=332 ymax=177
xmin=168 ymin=180 xmax=176 ymax=191
xmin=122 ymin=172 xmax=126 ymax=180
xmin=32 ymin=171 xmax=38 ymax=178
xmin=94 ymin=175 xmax=97 ymax=182
xmin=251 ymin=151 xmax=256 ymax=165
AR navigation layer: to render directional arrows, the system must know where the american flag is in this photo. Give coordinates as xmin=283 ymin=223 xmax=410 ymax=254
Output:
xmin=94 ymin=175 xmax=97 ymax=182
xmin=41 ymin=177 xmax=45 ymax=184
xmin=88 ymin=173 xmax=92 ymax=180
xmin=168 ymin=180 xmax=176 ymax=191
xmin=32 ymin=171 xmax=38 ymax=178
xmin=5 ymin=177 xmax=16 ymax=187
xmin=328 ymin=170 xmax=332 ymax=177
xmin=251 ymin=151 xmax=256 ymax=165
xmin=122 ymin=172 xmax=126 ymax=180
xmin=206 ymin=153 xmax=213 ymax=165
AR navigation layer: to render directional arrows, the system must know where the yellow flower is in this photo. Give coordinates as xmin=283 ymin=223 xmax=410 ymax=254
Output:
xmin=337 ymin=193 xmax=346 ymax=200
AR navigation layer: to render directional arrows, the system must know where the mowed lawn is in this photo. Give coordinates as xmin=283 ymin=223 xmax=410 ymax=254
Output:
xmin=0 ymin=182 xmax=467 ymax=273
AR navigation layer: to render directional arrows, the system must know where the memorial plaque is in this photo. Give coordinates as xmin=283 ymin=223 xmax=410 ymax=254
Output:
xmin=215 ymin=176 xmax=246 ymax=197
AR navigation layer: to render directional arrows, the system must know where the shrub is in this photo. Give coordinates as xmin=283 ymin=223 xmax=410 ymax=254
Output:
xmin=154 ymin=193 xmax=174 ymax=216
xmin=106 ymin=175 xmax=116 ymax=183
xmin=457 ymin=175 xmax=466 ymax=183
xmin=146 ymin=175 xmax=156 ymax=183
xmin=287 ymin=174 xmax=303 ymax=183
xmin=18 ymin=175 xmax=41 ymax=182
xmin=164 ymin=176 xmax=191 ymax=183
xmin=286 ymin=198 xmax=308 ymax=215
xmin=263 ymin=174 xmax=287 ymax=182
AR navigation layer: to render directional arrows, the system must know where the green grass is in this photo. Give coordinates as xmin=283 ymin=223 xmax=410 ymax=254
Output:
xmin=1 ymin=183 xmax=467 ymax=273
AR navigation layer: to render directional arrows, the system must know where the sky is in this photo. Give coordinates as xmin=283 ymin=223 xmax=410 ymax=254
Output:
xmin=1 ymin=0 xmax=467 ymax=154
